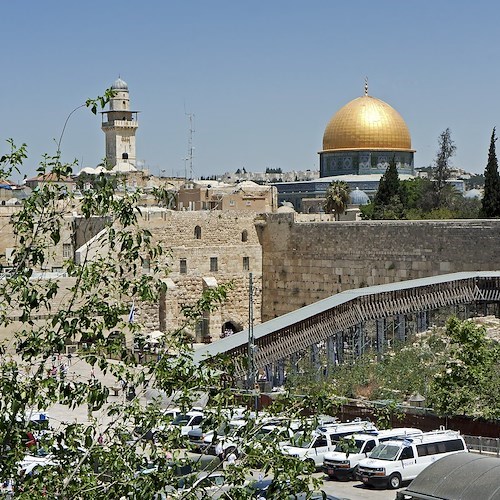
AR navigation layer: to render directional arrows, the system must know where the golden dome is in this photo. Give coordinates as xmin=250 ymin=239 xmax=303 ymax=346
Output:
xmin=322 ymin=95 xmax=412 ymax=152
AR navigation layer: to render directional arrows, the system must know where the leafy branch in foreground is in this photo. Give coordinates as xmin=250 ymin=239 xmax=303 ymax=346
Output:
xmin=0 ymin=93 xmax=329 ymax=498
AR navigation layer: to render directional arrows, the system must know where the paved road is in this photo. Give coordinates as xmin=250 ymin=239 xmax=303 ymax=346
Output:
xmin=313 ymin=472 xmax=402 ymax=500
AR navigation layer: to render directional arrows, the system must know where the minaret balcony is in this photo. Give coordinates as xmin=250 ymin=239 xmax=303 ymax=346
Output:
xmin=101 ymin=120 xmax=139 ymax=129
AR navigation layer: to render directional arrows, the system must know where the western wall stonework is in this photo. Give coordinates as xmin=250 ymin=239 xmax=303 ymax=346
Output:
xmin=258 ymin=213 xmax=500 ymax=321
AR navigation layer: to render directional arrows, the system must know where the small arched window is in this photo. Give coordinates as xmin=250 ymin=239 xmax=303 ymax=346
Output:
xmin=241 ymin=230 xmax=248 ymax=242
xmin=122 ymin=152 xmax=129 ymax=159
xmin=194 ymin=225 xmax=202 ymax=239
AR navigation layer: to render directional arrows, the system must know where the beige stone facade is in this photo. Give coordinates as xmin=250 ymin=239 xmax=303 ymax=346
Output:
xmin=138 ymin=209 xmax=262 ymax=340
xmin=5 ymin=200 xmax=500 ymax=347
xmin=258 ymin=213 xmax=500 ymax=321
xmin=178 ymin=180 xmax=277 ymax=213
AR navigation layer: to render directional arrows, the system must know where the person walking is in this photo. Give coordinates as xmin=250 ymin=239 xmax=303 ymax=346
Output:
xmin=215 ymin=441 xmax=224 ymax=463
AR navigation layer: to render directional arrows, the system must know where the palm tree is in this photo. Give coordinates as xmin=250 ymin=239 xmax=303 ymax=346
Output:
xmin=324 ymin=180 xmax=351 ymax=220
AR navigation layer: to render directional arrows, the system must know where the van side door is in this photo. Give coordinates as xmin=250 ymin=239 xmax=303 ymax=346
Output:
xmin=309 ymin=434 xmax=329 ymax=466
xmin=398 ymin=445 xmax=419 ymax=481
xmin=363 ymin=439 xmax=377 ymax=457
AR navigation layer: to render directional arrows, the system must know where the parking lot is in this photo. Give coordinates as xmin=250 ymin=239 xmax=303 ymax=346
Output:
xmin=312 ymin=472 xmax=402 ymax=499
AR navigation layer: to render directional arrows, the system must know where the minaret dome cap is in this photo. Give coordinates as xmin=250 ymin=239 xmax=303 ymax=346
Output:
xmin=111 ymin=77 xmax=128 ymax=91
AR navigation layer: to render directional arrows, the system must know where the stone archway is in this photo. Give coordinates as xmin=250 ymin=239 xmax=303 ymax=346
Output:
xmin=221 ymin=320 xmax=243 ymax=338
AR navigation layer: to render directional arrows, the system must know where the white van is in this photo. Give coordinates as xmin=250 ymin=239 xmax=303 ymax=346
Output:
xmin=280 ymin=419 xmax=377 ymax=468
xmin=322 ymin=428 xmax=422 ymax=480
xmin=357 ymin=429 xmax=468 ymax=489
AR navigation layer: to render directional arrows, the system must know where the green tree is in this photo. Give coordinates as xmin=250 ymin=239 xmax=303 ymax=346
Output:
xmin=372 ymin=158 xmax=405 ymax=219
xmin=481 ymin=127 xmax=500 ymax=217
xmin=0 ymin=93 xmax=328 ymax=498
xmin=429 ymin=317 xmax=500 ymax=419
xmin=432 ymin=128 xmax=456 ymax=208
xmin=324 ymin=180 xmax=350 ymax=220
xmin=374 ymin=157 xmax=400 ymax=207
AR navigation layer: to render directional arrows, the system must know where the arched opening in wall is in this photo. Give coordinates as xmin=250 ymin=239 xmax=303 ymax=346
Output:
xmin=194 ymin=225 xmax=202 ymax=239
xmin=241 ymin=230 xmax=248 ymax=242
xmin=122 ymin=152 xmax=129 ymax=159
xmin=221 ymin=321 xmax=243 ymax=338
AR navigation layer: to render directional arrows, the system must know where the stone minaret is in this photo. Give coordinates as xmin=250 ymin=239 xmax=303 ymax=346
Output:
xmin=101 ymin=77 xmax=139 ymax=169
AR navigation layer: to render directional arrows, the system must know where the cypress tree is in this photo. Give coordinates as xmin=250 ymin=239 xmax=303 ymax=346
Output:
xmin=433 ymin=128 xmax=456 ymax=206
xmin=374 ymin=157 xmax=400 ymax=207
xmin=482 ymin=128 xmax=500 ymax=217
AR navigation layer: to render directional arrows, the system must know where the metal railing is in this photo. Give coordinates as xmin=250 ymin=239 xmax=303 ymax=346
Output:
xmin=464 ymin=435 xmax=500 ymax=457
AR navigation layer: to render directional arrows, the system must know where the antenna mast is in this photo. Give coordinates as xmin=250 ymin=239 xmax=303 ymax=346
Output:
xmin=186 ymin=112 xmax=195 ymax=179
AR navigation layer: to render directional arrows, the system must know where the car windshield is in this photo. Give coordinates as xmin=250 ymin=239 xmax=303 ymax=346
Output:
xmin=289 ymin=431 xmax=314 ymax=448
xmin=335 ymin=438 xmax=364 ymax=453
xmin=171 ymin=414 xmax=191 ymax=426
xmin=368 ymin=444 xmax=401 ymax=461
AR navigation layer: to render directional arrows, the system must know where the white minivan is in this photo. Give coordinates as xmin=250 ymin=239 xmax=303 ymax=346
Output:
xmin=281 ymin=419 xmax=377 ymax=468
xmin=356 ymin=429 xmax=468 ymax=489
xmin=322 ymin=428 xmax=422 ymax=480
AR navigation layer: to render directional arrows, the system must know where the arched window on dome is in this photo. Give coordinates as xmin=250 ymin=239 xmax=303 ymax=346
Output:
xmin=194 ymin=225 xmax=202 ymax=240
xmin=241 ymin=230 xmax=248 ymax=242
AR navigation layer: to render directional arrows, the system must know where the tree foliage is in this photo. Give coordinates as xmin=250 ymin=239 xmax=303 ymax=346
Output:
xmin=323 ymin=180 xmax=350 ymax=220
xmin=432 ymin=127 xmax=456 ymax=207
xmin=429 ymin=317 xmax=500 ymax=419
xmin=374 ymin=157 xmax=401 ymax=207
xmin=287 ymin=318 xmax=500 ymax=421
xmin=481 ymin=127 xmax=500 ymax=217
xmin=0 ymin=94 xmax=325 ymax=498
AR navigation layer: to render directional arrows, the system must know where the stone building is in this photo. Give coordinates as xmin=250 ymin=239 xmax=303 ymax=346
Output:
xmin=101 ymin=77 xmax=139 ymax=171
xmin=177 ymin=180 xmax=277 ymax=213
xmin=72 ymin=208 xmax=262 ymax=341
xmin=25 ymin=173 xmax=76 ymax=192
xmin=275 ymin=83 xmax=415 ymax=210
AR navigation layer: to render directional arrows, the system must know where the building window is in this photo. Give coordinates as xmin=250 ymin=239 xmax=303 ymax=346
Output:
xmin=194 ymin=225 xmax=202 ymax=239
xmin=210 ymin=257 xmax=218 ymax=272
xmin=63 ymin=243 xmax=72 ymax=259
xmin=245 ymin=201 xmax=252 ymax=206
xmin=180 ymin=259 xmax=187 ymax=274
xmin=241 ymin=230 xmax=248 ymax=242
xmin=229 ymin=200 xmax=235 ymax=206
xmin=122 ymin=152 xmax=129 ymax=159
xmin=243 ymin=256 xmax=249 ymax=271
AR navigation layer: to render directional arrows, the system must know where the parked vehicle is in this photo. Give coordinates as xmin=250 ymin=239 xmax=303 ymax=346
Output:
xmin=322 ymin=428 xmax=422 ymax=480
xmin=188 ymin=417 xmax=247 ymax=452
xmin=168 ymin=410 xmax=204 ymax=436
xmin=213 ymin=415 xmax=322 ymax=458
xmin=356 ymin=429 xmax=468 ymax=489
xmin=135 ymin=408 xmax=204 ymax=440
xmin=281 ymin=419 xmax=377 ymax=468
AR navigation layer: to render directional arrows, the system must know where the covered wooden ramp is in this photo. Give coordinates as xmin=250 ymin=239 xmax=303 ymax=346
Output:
xmin=194 ymin=272 xmax=500 ymax=384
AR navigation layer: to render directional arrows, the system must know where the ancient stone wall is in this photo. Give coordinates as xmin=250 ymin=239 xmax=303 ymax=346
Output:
xmin=137 ymin=209 xmax=262 ymax=339
xmin=258 ymin=214 xmax=500 ymax=321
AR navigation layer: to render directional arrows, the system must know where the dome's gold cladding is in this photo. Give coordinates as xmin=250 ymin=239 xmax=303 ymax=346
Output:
xmin=323 ymin=96 xmax=411 ymax=151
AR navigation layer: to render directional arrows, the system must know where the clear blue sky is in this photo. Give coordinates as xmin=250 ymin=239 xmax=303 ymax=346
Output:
xmin=1 ymin=0 xmax=499 ymax=180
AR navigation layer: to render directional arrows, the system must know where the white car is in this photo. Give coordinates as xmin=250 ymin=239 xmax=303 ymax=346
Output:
xmin=167 ymin=410 xmax=204 ymax=436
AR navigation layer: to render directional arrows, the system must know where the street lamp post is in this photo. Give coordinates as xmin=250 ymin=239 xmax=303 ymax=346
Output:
xmin=248 ymin=272 xmax=258 ymax=411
